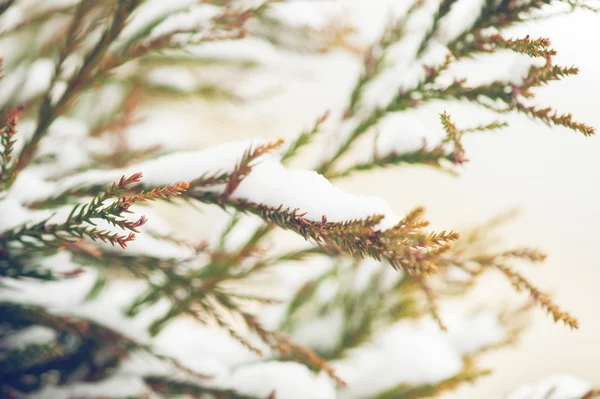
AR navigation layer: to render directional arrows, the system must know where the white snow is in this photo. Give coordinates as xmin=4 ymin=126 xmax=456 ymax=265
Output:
xmin=16 ymin=58 xmax=54 ymax=103
xmin=0 ymin=197 xmax=53 ymax=233
xmin=0 ymin=63 xmax=27 ymax=108
xmin=218 ymin=213 xmax=265 ymax=251
xmin=0 ymin=5 xmax=24 ymax=34
xmin=437 ymin=0 xmax=486 ymax=43
xmin=0 ymin=273 xmax=166 ymax=344
xmin=446 ymin=312 xmax=504 ymax=354
xmin=149 ymin=4 xmax=220 ymax=39
xmin=233 ymin=156 xmax=399 ymax=229
xmin=30 ymin=376 xmax=148 ymax=399
xmin=335 ymin=313 xmax=504 ymax=398
xmin=119 ymin=0 xmax=198 ymax=44
xmin=292 ymin=309 xmax=344 ymax=354
xmin=152 ymin=317 xmax=260 ymax=374
xmin=352 ymin=258 xmax=402 ymax=292
xmin=375 ymin=113 xmax=443 ymax=157
xmin=54 ymin=140 xmax=400 ymax=231
xmin=220 ymin=361 xmax=337 ymax=399
xmin=506 ymin=375 xmax=591 ymax=399
xmin=58 ymin=138 xmax=267 ymax=189
xmin=0 ymin=325 xmax=56 ymax=349
xmin=336 ymin=321 xmax=463 ymax=398
xmin=146 ymin=66 xmax=198 ymax=93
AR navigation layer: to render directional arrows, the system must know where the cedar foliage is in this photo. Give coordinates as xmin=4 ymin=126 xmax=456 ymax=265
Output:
xmin=0 ymin=1 xmax=598 ymax=398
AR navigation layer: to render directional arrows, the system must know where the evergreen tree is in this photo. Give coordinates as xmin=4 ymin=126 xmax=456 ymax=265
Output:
xmin=0 ymin=1 xmax=597 ymax=398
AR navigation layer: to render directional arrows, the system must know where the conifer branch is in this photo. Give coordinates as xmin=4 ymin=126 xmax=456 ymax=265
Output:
xmin=146 ymin=377 xmax=260 ymax=399
xmin=318 ymin=54 xmax=453 ymax=177
xmin=416 ymin=276 xmax=447 ymax=331
xmin=329 ymin=146 xmax=454 ymax=179
xmin=582 ymin=390 xmax=600 ymax=399
xmin=0 ymin=106 xmax=21 ymax=191
xmin=0 ymin=2 xmax=77 ymax=39
xmin=346 ymin=5 xmax=420 ymax=117
xmin=281 ymin=111 xmax=329 ymax=162
xmin=185 ymin=190 xmax=458 ymax=274
xmin=493 ymin=263 xmax=578 ymax=329
xmin=1 ymin=1 xmax=596 ymax=396
xmin=3 ymin=173 xmax=188 ymax=250
xmin=374 ymin=360 xmax=490 ymax=399
xmin=15 ymin=0 xmax=143 ymax=173
xmin=0 ymin=0 xmax=15 ymax=17
xmin=224 ymin=139 xmax=284 ymax=198
xmin=0 ymin=301 xmax=210 ymax=391
xmin=416 ymin=0 xmax=458 ymax=57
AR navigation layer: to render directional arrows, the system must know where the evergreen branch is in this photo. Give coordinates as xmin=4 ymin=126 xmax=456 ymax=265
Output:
xmin=238 ymin=311 xmax=345 ymax=386
xmin=0 ymin=302 xmax=210 ymax=393
xmin=186 ymin=189 xmax=456 ymax=274
xmin=416 ymin=276 xmax=447 ymax=331
xmin=329 ymin=110 xmax=490 ymax=180
xmin=3 ymin=173 xmax=187 ymax=249
xmin=0 ymin=3 xmax=77 ymax=39
xmin=346 ymin=3 xmax=421 ymax=116
xmin=0 ymin=0 xmax=15 ymax=17
xmin=461 ymin=120 xmax=508 ymax=133
xmin=416 ymin=0 xmax=458 ymax=57
xmin=100 ymin=27 xmax=248 ymax=74
xmin=145 ymin=377 xmax=260 ymax=399
xmin=493 ymin=263 xmax=578 ymax=329
xmin=582 ymin=390 xmax=600 ymax=399
xmin=328 ymin=146 xmax=454 ymax=179
xmin=189 ymin=170 xmax=231 ymax=188
xmin=281 ymin=111 xmax=329 ymax=163
xmin=449 ymin=0 xmax=598 ymax=59
xmin=0 ymin=250 xmax=56 ymax=281
xmin=374 ymin=360 xmax=490 ymax=399
xmin=421 ymin=73 xmax=594 ymax=136
xmin=512 ymin=103 xmax=595 ymax=136
xmin=15 ymin=0 xmax=143 ymax=173
xmin=224 ymin=139 xmax=284 ymax=198
xmin=439 ymin=111 xmax=466 ymax=164
xmin=319 ymin=8 xmax=593 ymax=179
xmin=318 ymin=54 xmax=453 ymax=177
xmin=0 ymin=342 xmax=63 ymax=374
xmin=129 ymin=276 xmax=345 ymax=385
xmin=490 ymin=35 xmax=553 ymax=58
xmin=29 ymin=183 xmax=115 ymax=210
xmin=0 ymin=106 xmax=21 ymax=190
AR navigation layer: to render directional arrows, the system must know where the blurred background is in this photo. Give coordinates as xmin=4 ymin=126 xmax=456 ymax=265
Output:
xmin=153 ymin=3 xmax=600 ymax=397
